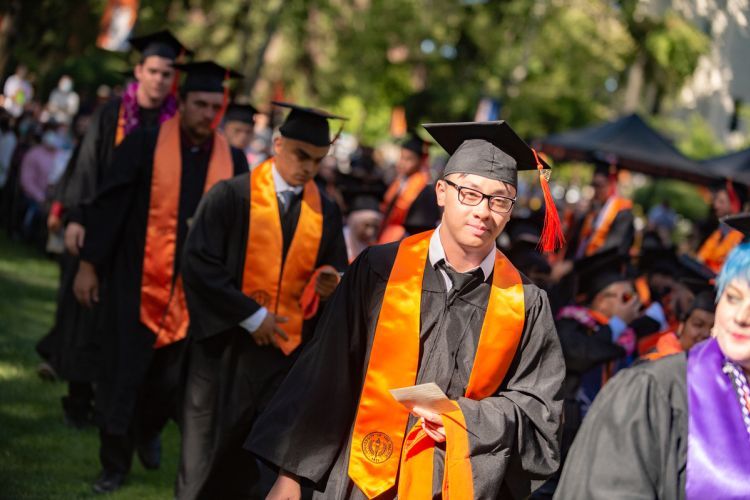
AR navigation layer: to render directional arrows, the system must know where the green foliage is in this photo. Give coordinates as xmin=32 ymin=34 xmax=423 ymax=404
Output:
xmin=632 ymin=179 xmax=709 ymax=222
xmin=649 ymin=112 xmax=726 ymax=160
xmin=643 ymin=11 xmax=710 ymax=93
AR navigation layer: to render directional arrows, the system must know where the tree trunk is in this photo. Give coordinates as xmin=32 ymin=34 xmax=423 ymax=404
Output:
xmin=623 ymin=50 xmax=646 ymax=113
xmin=242 ymin=0 xmax=284 ymax=97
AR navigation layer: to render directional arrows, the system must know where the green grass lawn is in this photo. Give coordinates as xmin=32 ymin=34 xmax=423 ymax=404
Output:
xmin=0 ymin=234 xmax=179 ymax=500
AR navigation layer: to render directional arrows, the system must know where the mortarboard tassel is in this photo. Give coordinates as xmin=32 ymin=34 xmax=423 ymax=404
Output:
xmin=211 ymin=69 xmax=231 ymax=130
xmin=607 ymin=163 xmax=618 ymax=198
xmin=170 ymin=48 xmax=186 ymax=96
xmin=532 ymin=149 xmax=565 ymax=253
xmin=726 ymin=178 xmax=741 ymax=214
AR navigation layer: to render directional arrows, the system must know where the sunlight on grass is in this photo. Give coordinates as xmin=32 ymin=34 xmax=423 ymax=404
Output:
xmin=0 ymin=235 xmax=179 ymax=499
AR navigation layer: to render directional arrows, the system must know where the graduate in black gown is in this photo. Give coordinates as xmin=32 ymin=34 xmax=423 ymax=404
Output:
xmin=176 ymin=102 xmax=348 ymax=499
xmin=553 ymin=249 xmax=640 ymax=483
xmin=222 ymin=102 xmax=257 ymax=154
xmin=72 ymin=61 xmax=247 ymax=493
xmin=36 ymin=30 xmax=189 ymax=427
xmin=378 ymin=134 xmax=440 ymax=243
xmin=248 ymin=121 xmax=566 ymax=499
xmin=555 ymin=213 xmax=750 ymax=500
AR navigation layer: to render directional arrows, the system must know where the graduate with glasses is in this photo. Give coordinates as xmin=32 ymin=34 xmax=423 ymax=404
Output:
xmin=248 ymin=121 xmax=566 ymax=499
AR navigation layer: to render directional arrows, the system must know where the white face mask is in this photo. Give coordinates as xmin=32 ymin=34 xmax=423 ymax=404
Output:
xmin=42 ymin=131 xmax=61 ymax=148
xmin=58 ymin=78 xmax=73 ymax=92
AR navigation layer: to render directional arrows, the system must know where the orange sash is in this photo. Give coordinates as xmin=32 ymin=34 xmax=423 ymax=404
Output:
xmin=347 ymin=231 xmax=525 ymax=499
xmin=140 ymin=113 xmax=234 ymax=348
xmin=697 ymin=228 xmax=743 ymax=273
xmin=114 ymin=101 xmax=126 ymax=146
xmin=378 ymin=170 xmax=430 ymax=244
xmin=241 ymin=159 xmax=323 ymax=355
xmin=579 ymin=197 xmax=632 ymax=257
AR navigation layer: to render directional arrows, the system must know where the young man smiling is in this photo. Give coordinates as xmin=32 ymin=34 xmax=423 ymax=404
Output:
xmin=248 ymin=121 xmax=566 ymax=499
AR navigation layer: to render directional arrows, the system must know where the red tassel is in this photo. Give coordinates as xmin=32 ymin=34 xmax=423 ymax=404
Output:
xmin=532 ymin=149 xmax=565 ymax=253
xmin=726 ymin=178 xmax=741 ymax=214
xmin=607 ymin=163 xmax=617 ymax=197
xmin=170 ymin=48 xmax=186 ymax=97
xmin=211 ymin=69 xmax=230 ymax=130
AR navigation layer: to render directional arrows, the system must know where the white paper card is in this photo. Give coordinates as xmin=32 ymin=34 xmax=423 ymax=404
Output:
xmin=389 ymin=382 xmax=455 ymax=414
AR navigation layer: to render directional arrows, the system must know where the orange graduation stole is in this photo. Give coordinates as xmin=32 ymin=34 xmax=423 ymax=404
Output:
xmin=140 ymin=113 xmax=234 ymax=348
xmin=241 ymin=159 xmax=324 ymax=355
xmin=378 ymin=170 xmax=430 ymax=244
xmin=579 ymin=196 xmax=632 ymax=257
xmin=114 ymin=101 xmax=126 ymax=147
xmin=347 ymin=231 xmax=525 ymax=499
xmin=697 ymin=227 xmax=743 ymax=273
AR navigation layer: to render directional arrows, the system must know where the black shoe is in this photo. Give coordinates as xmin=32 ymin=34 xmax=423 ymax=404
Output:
xmin=92 ymin=470 xmax=126 ymax=494
xmin=136 ymin=435 xmax=161 ymax=470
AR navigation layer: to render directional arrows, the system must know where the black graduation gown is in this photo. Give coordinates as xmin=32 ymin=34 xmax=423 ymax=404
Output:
xmin=554 ymin=354 xmax=687 ymax=499
xmin=79 ymin=125 xmax=247 ymax=435
xmin=36 ymin=99 xmax=161 ymax=382
xmin=565 ymin=205 xmax=635 ymax=259
xmin=247 ymin=242 xmax=565 ymax=499
xmin=176 ymin=173 xmax=348 ymax=499
xmin=555 ymin=317 xmax=625 ymax=464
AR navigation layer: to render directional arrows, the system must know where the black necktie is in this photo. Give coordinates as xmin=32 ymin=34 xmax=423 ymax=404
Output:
xmin=277 ymin=190 xmax=296 ymax=215
xmin=437 ymin=260 xmax=484 ymax=303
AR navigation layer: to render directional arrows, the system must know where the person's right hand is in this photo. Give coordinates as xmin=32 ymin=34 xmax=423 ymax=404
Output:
xmin=252 ymin=313 xmax=289 ymax=348
xmin=64 ymin=222 xmax=86 ymax=256
xmin=73 ymin=260 xmax=99 ymax=308
xmin=47 ymin=212 xmax=62 ymax=233
xmin=612 ymin=294 xmax=641 ymax=325
xmin=266 ymin=470 xmax=301 ymax=500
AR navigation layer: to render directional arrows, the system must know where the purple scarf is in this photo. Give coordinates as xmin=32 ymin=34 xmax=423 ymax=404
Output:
xmin=687 ymin=337 xmax=750 ymax=499
xmin=120 ymin=81 xmax=178 ymax=135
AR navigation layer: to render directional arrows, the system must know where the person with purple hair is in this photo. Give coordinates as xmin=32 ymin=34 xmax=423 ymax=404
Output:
xmin=555 ymin=213 xmax=750 ymax=499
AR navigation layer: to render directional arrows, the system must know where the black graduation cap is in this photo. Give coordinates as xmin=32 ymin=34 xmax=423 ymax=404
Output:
xmin=401 ymin=133 xmax=430 ymax=157
xmin=423 ymin=120 xmax=563 ymax=252
xmin=721 ymin=212 xmax=750 ymax=236
xmin=573 ymin=248 xmax=630 ymax=302
xmin=273 ymin=101 xmax=347 ymax=147
xmin=223 ymin=103 xmax=258 ymax=125
xmin=675 ymin=254 xmax=716 ymax=295
xmin=348 ymin=195 xmax=381 ymax=214
xmin=681 ymin=290 xmax=716 ymax=321
xmin=129 ymin=30 xmax=192 ymax=61
xmin=173 ymin=62 xmax=242 ymax=93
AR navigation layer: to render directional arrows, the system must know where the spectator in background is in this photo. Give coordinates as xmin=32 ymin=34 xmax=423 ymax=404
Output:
xmin=647 ymin=200 xmax=677 ymax=246
xmin=0 ymin=109 xmax=17 ymax=192
xmin=343 ymin=195 xmax=382 ymax=262
xmin=19 ymin=129 xmax=59 ymax=240
xmin=43 ymin=75 xmax=80 ymax=125
xmin=3 ymin=65 xmax=34 ymax=118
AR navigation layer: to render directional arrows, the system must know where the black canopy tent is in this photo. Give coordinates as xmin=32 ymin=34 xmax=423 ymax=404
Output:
xmin=700 ymin=148 xmax=750 ymax=186
xmin=538 ymin=114 xmax=719 ymax=184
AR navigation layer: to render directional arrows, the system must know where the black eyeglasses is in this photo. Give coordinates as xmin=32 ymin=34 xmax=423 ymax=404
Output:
xmin=443 ymin=179 xmax=516 ymax=214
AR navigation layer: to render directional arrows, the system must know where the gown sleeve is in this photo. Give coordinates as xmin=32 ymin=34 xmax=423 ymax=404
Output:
xmin=182 ymin=180 xmax=262 ymax=340
xmin=556 ymin=318 xmax=625 ymax=374
xmin=457 ymin=286 xmax=565 ymax=498
xmin=246 ymin=248 xmax=381 ymax=484
xmin=553 ymin=355 xmax=687 ymax=500
xmin=78 ymin=130 xmax=146 ymax=270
